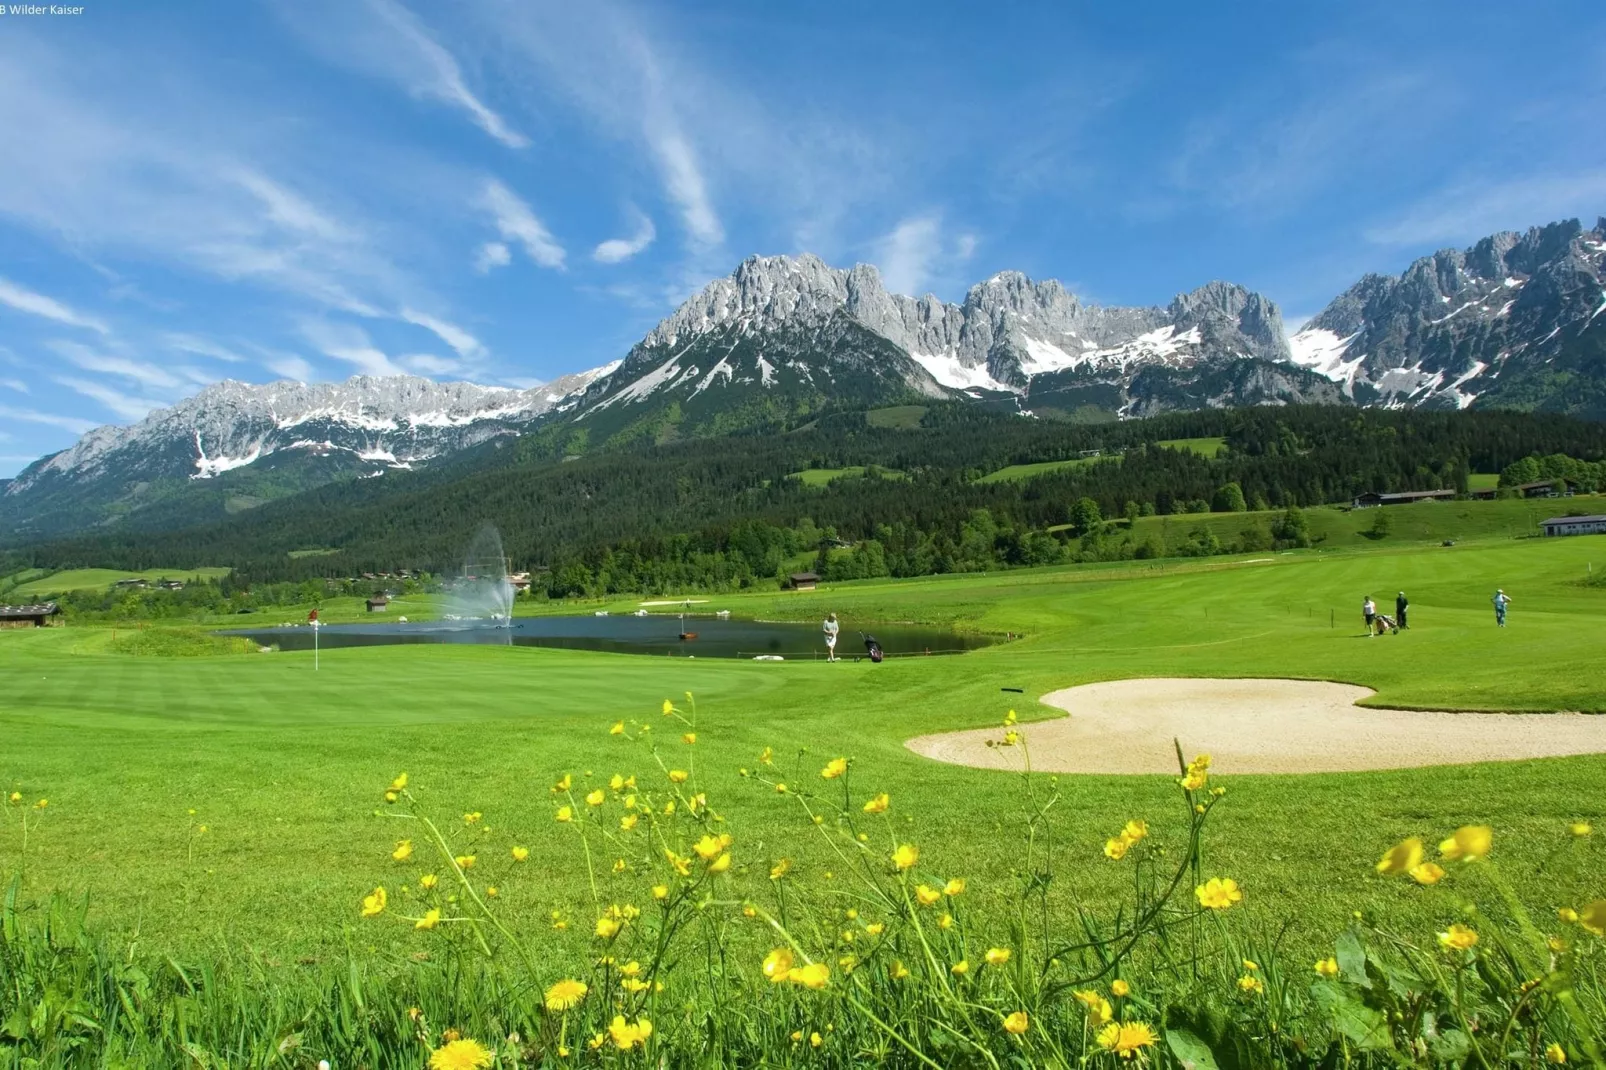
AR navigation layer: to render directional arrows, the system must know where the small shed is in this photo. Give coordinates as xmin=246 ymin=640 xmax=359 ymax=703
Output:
xmin=1352 ymin=489 xmax=1456 ymax=508
xmin=1540 ymin=515 xmax=1606 ymax=537
xmin=788 ymin=572 xmax=820 ymax=591
xmin=0 ymin=602 xmax=61 ymax=628
xmin=365 ymin=594 xmax=390 ymax=612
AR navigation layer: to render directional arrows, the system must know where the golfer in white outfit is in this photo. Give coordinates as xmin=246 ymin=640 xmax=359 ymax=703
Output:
xmin=823 ymin=612 xmax=839 ymax=661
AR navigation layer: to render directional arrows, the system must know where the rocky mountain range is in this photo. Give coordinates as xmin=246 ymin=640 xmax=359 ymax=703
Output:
xmin=3 ymin=214 xmax=1602 ymax=540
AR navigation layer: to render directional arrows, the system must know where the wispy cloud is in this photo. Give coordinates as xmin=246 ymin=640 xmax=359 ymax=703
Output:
xmin=2 ymin=378 xmax=29 ymax=394
xmin=53 ymin=376 xmax=168 ymax=423
xmin=300 ymin=320 xmax=404 ymax=376
xmin=874 ymin=216 xmax=944 ymax=297
xmin=362 ymin=0 xmax=529 ymax=149
xmin=0 ymin=278 xmax=109 ymax=333
xmin=594 ymin=207 xmax=658 ymax=264
xmin=50 ymin=340 xmax=184 ymax=391
xmin=262 ymin=352 xmax=316 ymax=382
xmin=0 ymin=405 xmax=98 ymax=435
xmin=398 ymin=353 xmax=459 ymax=375
xmin=165 ymin=334 xmax=247 ymax=364
xmin=400 ymin=308 xmax=485 ymax=359
xmin=478 ymin=179 xmax=566 ymax=269
xmin=1363 ymin=170 xmax=1606 ymax=246
xmin=474 ymin=241 xmax=512 ymax=273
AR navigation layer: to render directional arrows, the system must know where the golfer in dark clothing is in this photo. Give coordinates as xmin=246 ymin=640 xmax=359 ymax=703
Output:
xmin=1395 ymin=591 xmax=1408 ymax=629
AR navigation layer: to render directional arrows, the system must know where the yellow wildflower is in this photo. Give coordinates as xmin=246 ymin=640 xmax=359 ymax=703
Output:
xmin=415 ymin=908 xmax=441 ymax=931
xmin=683 ymin=732 xmax=697 ymax=744
xmin=611 ymin=859 xmax=627 ymax=874
xmin=586 ymin=789 xmax=605 ymax=806
xmin=485 ymin=886 xmax=499 ymax=898
xmin=1570 ymin=822 xmax=1591 ymax=837
xmin=389 ymin=773 xmax=408 ymax=792
xmin=1195 ymin=877 xmax=1243 ymax=910
xmin=427 ymin=1037 xmax=492 ymax=1070
xmin=866 ymin=922 xmax=885 ymax=936
xmin=1004 ymin=709 xmax=1017 ymax=725
xmin=1111 ymin=979 xmax=1130 ymax=997
xmin=392 ymin=840 xmax=413 ymax=862
xmin=1104 ymin=837 xmax=1130 ymax=861
xmin=420 ymin=873 xmax=438 ymax=889
xmin=554 ymin=774 xmax=571 ymax=792
xmin=609 ymin=721 xmax=624 ymax=736
xmin=770 ymin=858 xmax=792 ymax=881
xmin=937 ymin=913 xmax=954 ymax=930
xmin=608 ymin=1015 xmax=653 ymax=1050
xmin=1438 ymin=923 xmax=1479 ymax=951
xmin=759 ymin=746 xmax=773 ymax=764
xmin=1238 ymin=974 xmax=1264 ymax=995
xmin=951 ymin=959 xmax=969 ymax=975
xmin=890 ymin=960 xmax=910 ymax=979
xmin=1003 ymin=1011 xmax=1029 ymax=1035
xmin=662 ymin=699 xmax=674 ymax=715
xmin=1002 ymin=729 xmax=1020 ymax=746
xmin=454 ymin=855 xmax=475 ymax=870
xmin=810 ymin=1032 xmax=823 ymax=1048
xmin=1547 ymin=1043 xmax=1568 ymax=1064
xmin=821 ymin=757 xmax=848 ymax=779
xmin=1376 ymin=836 xmax=1423 ymax=876
xmin=360 ymin=886 xmax=387 ymax=917
xmin=1578 ymin=900 xmax=1606 ymax=936
xmin=1314 ymin=957 xmax=1340 ymax=978
xmin=665 ymin=851 xmax=691 ymax=877
xmin=1410 ymin=862 xmax=1446 ymax=885
xmin=1121 ymin=819 xmax=1148 ymax=843
xmin=1558 ymin=907 xmax=1578 ymax=923
xmin=774 ymin=782 xmax=787 ymax=794
xmin=1439 ymin=825 xmax=1493 ymax=862
xmin=652 ymin=885 xmax=669 ymax=900
xmin=1073 ymin=990 xmax=1112 ymax=1026
xmin=915 ymin=884 xmax=942 ymax=906
xmin=511 ymin=845 xmax=529 ymax=862
xmin=789 ymin=962 xmax=831 ymax=989
xmin=985 ymin=947 xmax=1011 ymax=966
xmin=595 ymin=916 xmax=622 ymax=939
xmin=668 ymin=770 xmax=689 ymax=784
xmin=1242 ymin=959 xmax=1258 ymax=971
xmin=944 ymin=878 xmax=966 ymax=896
xmin=893 ymin=844 xmax=919 ymax=871
xmin=555 ymin=805 xmax=573 ymax=823
xmin=693 ymin=834 xmax=724 ymax=861
xmin=762 ymin=948 xmax=795 ymax=982
xmin=1097 ymin=1021 xmax=1158 ymax=1059
xmin=709 ymin=853 xmax=732 ymax=874
xmin=6 ymin=792 xmax=18 ymax=803
xmin=609 ymin=774 xmax=624 ymax=791
xmin=544 ymin=979 xmax=587 ymax=1011
xmin=863 ymin=793 xmax=890 ymax=814
xmin=621 ymin=813 xmax=639 ymax=831
xmin=462 ymin=811 xmax=481 ymax=825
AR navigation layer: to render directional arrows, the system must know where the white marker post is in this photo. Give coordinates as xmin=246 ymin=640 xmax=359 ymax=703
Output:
xmin=309 ymin=608 xmax=320 ymax=671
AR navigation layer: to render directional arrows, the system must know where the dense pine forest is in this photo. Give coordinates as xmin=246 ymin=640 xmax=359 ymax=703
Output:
xmin=6 ymin=405 xmax=1606 ymax=598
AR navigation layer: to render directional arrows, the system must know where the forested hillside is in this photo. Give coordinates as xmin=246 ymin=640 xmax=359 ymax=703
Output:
xmin=7 ymin=405 xmax=1604 ymax=597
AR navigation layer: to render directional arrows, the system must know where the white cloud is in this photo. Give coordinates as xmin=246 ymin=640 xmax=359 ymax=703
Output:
xmin=478 ymin=179 xmax=566 ymax=269
xmin=593 ymin=208 xmax=657 ymax=263
xmin=359 ymin=0 xmax=529 ymax=148
xmin=52 ymin=377 xmax=167 ymax=423
xmin=50 ymin=340 xmax=184 ymax=391
xmin=400 ymin=308 xmax=485 ymax=359
xmin=264 ymin=354 xmax=316 ymax=382
xmin=874 ymin=216 xmax=944 ymax=297
xmin=165 ymin=334 xmax=247 ymax=363
xmin=0 ymin=278 xmax=109 ymax=333
xmin=955 ymin=233 xmax=978 ymax=261
xmin=399 ymin=353 xmax=459 ymax=375
xmin=300 ymin=320 xmax=404 ymax=376
xmin=647 ymin=121 xmax=722 ymax=247
xmin=1364 ymin=171 xmax=1606 ymax=246
xmin=0 ymin=405 xmax=98 ymax=435
xmin=2 ymin=378 xmax=28 ymax=394
xmin=474 ymin=241 xmax=512 ymax=273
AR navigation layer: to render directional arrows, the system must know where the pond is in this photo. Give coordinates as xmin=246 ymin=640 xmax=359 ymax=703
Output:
xmin=221 ymin=614 xmax=994 ymax=660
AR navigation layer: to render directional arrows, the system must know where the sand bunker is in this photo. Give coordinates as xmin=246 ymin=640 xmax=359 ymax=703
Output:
xmin=907 ymin=678 xmax=1606 ymax=775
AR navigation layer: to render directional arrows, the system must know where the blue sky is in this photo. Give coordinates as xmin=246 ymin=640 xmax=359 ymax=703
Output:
xmin=1 ymin=0 xmax=1604 ymax=476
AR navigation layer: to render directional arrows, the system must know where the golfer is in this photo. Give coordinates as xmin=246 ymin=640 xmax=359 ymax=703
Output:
xmin=1395 ymin=591 xmax=1409 ymax=629
xmin=823 ymin=612 xmax=840 ymax=661
xmin=1362 ymin=595 xmax=1377 ymax=637
xmin=1492 ymin=589 xmax=1511 ymax=627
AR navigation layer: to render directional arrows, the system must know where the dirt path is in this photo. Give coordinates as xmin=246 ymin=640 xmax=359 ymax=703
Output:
xmin=906 ymin=678 xmax=1606 ymax=775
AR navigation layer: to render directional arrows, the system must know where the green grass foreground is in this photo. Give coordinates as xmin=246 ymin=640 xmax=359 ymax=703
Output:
xmin=1 ymin=536 xmax=1604 ymax=1066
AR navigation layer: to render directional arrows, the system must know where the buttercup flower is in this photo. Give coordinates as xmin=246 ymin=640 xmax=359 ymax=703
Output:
xmin=693 ymin=835 xmax=724 ymax=861
xmin=708 ymin=853 xmax=732 ymax=874
xmin=985 ymin=947 xmax=1011 ymax=966
xmin=1195 ymin=877 xmax=1243 ymax=910
xmin=789 ymin=962 xmax=830 ymax=989
xmin=1314 ymin=957 xmax=1340 ymax=978
xmin=608 ymin=1015 xmax=653 ymax=1050
xmin=1111 ymin=979 xmax=1130 ymax=997
xmin=554 ymin=774 xmax=571 ymax=792
xmin=652 ymin=885 xmax=669 ymax=900
xmin=1238 ymin=974 xmax=1264 ymax=995
xmin=544 ymin=979 xmax=587 ymax=1012
xmin=419 ymin=873 xmax=438 ymax=889
xmin=1376 ymin=837 xmax=1424 ymax=876
xmin=944 ymin=878 xmax=966 ymax=896
xmin=893 ymin=844 xmax=919 ymax=871
xmin=951 ymin=960 xmax=969 ymax=975
xmin=821 ymin=757 xmax=848 ymax=779
xmin=1571 ymin=822 xmax=1592 ymax=837
xmin=760 ymin=746 xmax=773 ymax=765
xmin=661 ymin=699 xmax=674 ymax=715
xmin=585 ymin=789 xmax=604 ymax=806
xmin=595 ymin=916 xmax=622 ymax=939
xmin=1097 ymin=1021 xmax=1158 ymax=1059
xmin=555 ymin=806 xmax=573 ymax=823
xmin=937 ymin=912 xmax=954 ymax=930
xmin=620 ymin=813 xmax=639 ymax=831
xmin=511 ymin=845 xmax=529 ymax=861
xmin=668 ymin=770 xmax=689 ymax=784
xmin=427 ymin=1037 xmax=492 ymax=1070
xmin=360 ymin=886 xmax=387 ymax=917
xmin=683 ymin=732 xmax=696 ymax=744
xmin=454 ymin=855 xmax=475 ymax=870
xmin=1547 ymin=1043 xmax=1568 ymax=1064
xmin=915 ymin=884 xmax=942 ymax=906
xmin=763 ymin=948 xmax=795 ymax=982
xmin=415 ymin=908 xmax=441 ymax=931
xmin=1579 ymin=900 xmax=1606 ymax=936
xmin=1439 ymin=825 xmax=1492 ymax=862
xmin=392 ymin=840 xmax=413 ymax=862
xmin=1073 ymin=990 xmax=1113 ymax=1026
xmin=770 ymin=858 xmax=791 ymax=880
xmin=609 ymin=721 xmax=624 ymax=736
xmin=1558 ymin=907 xmax=1579 ymax=924
xmin=1003 ymin=1011 xmax=1029 ymax=1035
xmin=1121 ymin=820 xmax=1148 ymax=843
xmin=389 ymin=773 xmax=408 ymax=792
xmin=890 ymin=960 xmax=910 ymax=979
xmin=1438 ymin=923 xmax=1479 ymax=951
xmin=1104 ymin=837 xmax=1130 ymax=861
xmin=863 ymin=793 xmax=890 ymax=814
xmin=1410 ymin=862 xmax=1446 ymax=885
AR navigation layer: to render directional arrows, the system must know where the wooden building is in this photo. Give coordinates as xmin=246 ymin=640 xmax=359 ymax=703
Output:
xmin=0 ymin=603 xmax=61 ymax=628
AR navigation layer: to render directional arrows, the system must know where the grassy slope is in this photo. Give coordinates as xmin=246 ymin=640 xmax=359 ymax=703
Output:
xmin=7 ymin=566 xmax=231 ymax=598
xmin=791 ymin=466 xmax=907 ymax=486
xmin=1156 ymin=436 xmax=1226 ymax=457
xmin=976 ymin=457 xmax=1103 ymax=484
xmin=1 ymin=535 xmax=1603 ymax=962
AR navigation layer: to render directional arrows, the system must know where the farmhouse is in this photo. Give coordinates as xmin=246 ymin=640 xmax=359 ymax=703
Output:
xmin=365 ymin=595 xmax=390 ymax=612
xmin=788 ymin=571 xmax=820 ymax=591
xmin=0 ymin=602 xmax=61 ymax=628
xmin=1351 ymin=489 xmax=1456 ymax=508
xmin=1540 ymin=515 xmax=1606 ymax=537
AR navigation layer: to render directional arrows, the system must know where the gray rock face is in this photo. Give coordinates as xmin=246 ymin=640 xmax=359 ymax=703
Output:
xmin=1288 ymin=218 xmax=1606 ymax=410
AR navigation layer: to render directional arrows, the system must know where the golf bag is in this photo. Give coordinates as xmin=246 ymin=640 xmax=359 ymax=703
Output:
xmin=862 ymin=633 xmax=884 ymax=663
xmin=1374 ymin=613 xmax=1398 ymax=635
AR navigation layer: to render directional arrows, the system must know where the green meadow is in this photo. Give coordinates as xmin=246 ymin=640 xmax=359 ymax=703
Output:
xmin=1 ymin=566 xmax=231 ymax=598
xmin=3 ymin=528 xmax=1603 ymax=966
